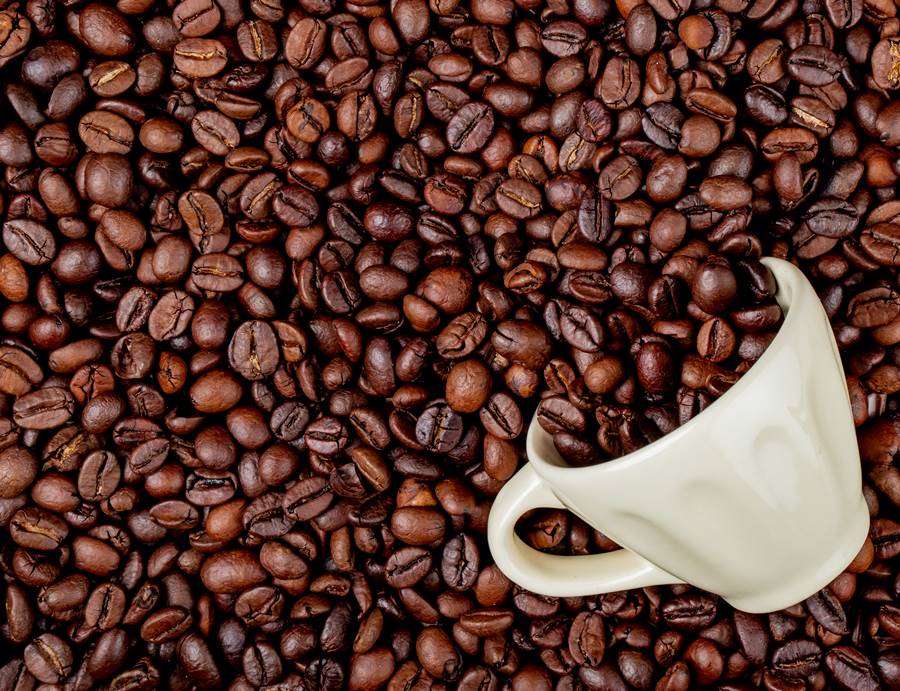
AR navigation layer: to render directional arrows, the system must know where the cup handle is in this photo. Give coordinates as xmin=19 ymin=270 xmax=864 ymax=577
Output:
xmin=487 ymin=464 xmax=680 ymax=597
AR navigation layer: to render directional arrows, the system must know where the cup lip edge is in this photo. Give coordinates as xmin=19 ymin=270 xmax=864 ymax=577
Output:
xmin=527 ymin=256 xmax=810 ymax=476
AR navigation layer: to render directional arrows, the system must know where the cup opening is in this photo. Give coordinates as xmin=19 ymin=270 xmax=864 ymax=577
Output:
xmin=530 ymin=258 xmax=807 ymax=473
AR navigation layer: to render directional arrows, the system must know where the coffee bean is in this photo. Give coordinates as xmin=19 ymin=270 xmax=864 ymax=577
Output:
xmin=416 ymin=627 xmax=461 ymax=681
xmin=172 ymin=0 xmax=221 ymax=36
xmin=3 ymin=219 xmax=57 ymax=266
xmin=643 ymin=103 xmax=685 ymax=150
xmin=787 ymin=45 xmax=842 ymax=86
xmin=191 ymin=252 xmax=244 ymax=291
xmin=76 ymin=449 xmax=120 ymax=501
xmin=287 ymin=97 xmax=331 ymax=143
xmin=802 ymin=198 xmax=859 ymax=238
xmin=10 ymin=507 xmax=68 ymax=550
xmin=274 ymin=185 xmax=319 ymax=226
xmin=861 ymin=223 xmax=900 ymax=267
xmin=0 ymin=446 xmax=37 ymax=498
xmin=599 ymin=155 xmax=641 ymax=200
xmin=283 ymin=476 xmax=334 ymax=521
xmin=691 ymin=256 xmax=738 ymax=315
xmin=391 ymin=506 xmax=445 ymax=546
xmin=600 ymin=56 xmax=640 ymax=110
xmin=285 ymin=18 xmax=327 ymax=70
xmin=745 ymin=84 xmax=788 ymax=126
xmin=13 ymin=387 xmax=75 ymax=429
xmin=805 ymin=588 xmax=849 ymax=635
xmin=825 ymin=647 xmax=880 ymax=691
xmin=305 ymin=416 xmax=349 ymax=455
xmin=496 ymin=178 xmax=543 ymax=218
xmin=661 ymin=594 xmax=717 ymax=631
xmin=567 ymin=611 xmax=606 ymax=666
xmin=191 ymin=109 xmax=239 ymax=155
xmin=200 ymin=549 xmax=266 ymax=594
xmin=385 ymin=546 xmax=432 ymax=588
xmin=446 ymin=102 xmax=495 ymax=154
xmin=415 ymin=401 xmax=464 ymax=452
xmin=773 ymin=639 xmax=823 ymax=679
xmin=699 ymin=176 xmax=752 ymax=211
xmin=0 ymin=346 xmax=42 ymax=396
xmin=173 ymin=38 xmax=227 ymax=78
xmin=228 ymin=320 xmax=279 ymax=380
xmin=635 ymin=340 xmax=676 ymax=393
xmin=24 ymin=633 xmax=72 ymax=684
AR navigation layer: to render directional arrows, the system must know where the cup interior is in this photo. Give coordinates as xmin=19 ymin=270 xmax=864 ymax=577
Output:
xmin=530 ymin=258 xmax=806 ymax=472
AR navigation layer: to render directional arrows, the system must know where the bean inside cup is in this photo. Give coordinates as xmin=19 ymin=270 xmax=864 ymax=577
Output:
xmin=535 ymin=255 xmax=782 ymax=466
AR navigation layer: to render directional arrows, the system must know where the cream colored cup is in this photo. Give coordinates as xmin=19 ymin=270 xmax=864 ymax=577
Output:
xmin=487 ymin=257 xmax=870 ymax=613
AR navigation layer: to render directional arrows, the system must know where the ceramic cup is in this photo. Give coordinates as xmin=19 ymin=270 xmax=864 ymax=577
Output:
xmin=487 ymin=257 xmax=870 ymax=613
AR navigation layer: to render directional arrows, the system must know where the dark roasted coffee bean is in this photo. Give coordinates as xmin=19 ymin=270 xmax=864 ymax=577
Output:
xmin=415 ymin=401 xmax=464 ymax=453
xmin=568 ymin=611 xmax=606 ymax=666
xmin=787 ymin=45 xmax=842 ymax=86
xmin=643 ymin=104 xmax=684 ymax=150
xmin=10 ymin=507 xmax=68 ymax=550
xmin=13 ymin=387 xmax=75 ymax=429
xmin=283 ymin=476 xmax=333 ymax=521
xmin=446 ymin=102 xmax=495 ymax=154
xmin=773 ymin=639 xmax=822 ymax=679
xmin=745 ymin=84 xmax=788 ymax=126
xmin=662 ymin=594 xmax=717 ymax=631
xmin=24 ymin=633 xmax=72 ymax=683
xmin=3 ymin=219 xmax=57 ymax=266
xmin=174 ymin=38 xmax=227 ymax=78
xmin=496 ymin=179 xmax=542 ymax=219
xmin=0 ymin=446 xmax=37 ymax=498
xmin=825 ymin=646 xmax=880 ymax=691
xmin=386 ymin=547 xmax=432 ymax=588
xmin=599 ymin=155 xmax=641 ymax=200
xmin=228 ymin=320 xmax=279 ymax=380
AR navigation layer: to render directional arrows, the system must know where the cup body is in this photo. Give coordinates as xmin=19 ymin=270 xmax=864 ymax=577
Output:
xmin=495 ymin=259 xmax=869 ymax=612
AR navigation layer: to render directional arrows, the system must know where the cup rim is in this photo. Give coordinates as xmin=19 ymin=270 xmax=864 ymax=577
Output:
xmin=527 ymin=257 xmax=810 ymax=475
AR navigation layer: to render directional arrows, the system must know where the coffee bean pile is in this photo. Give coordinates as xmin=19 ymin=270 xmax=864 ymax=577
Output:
xmin=0 ymin=0 xmax=898 ymax=688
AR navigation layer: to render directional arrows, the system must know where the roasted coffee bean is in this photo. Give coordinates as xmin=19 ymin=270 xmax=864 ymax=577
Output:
xmin=805 ymin=588 xmax=849 ymax=635
xmin=662 ymin=594 xmax=718 ymax=630
xmin=228 ymin=320 xmax=279 ymax=380
xmin=283 ymin=476 xmax=334 ymax=522
xmin=3 ymin=219 xmax=57 ymax=266
xmin=825 ymin=646 xmax=880 ymax=691
xmin=568 ymin=611 xmax=606 ymax=666
xmin=415 ymin=401 xmax=464 ymax=453
xmin=773 ymin=639 xmax=822 ymax=679
xmin=496 ymin=178 xmax=543 ymax=219
xmin=23 ymin=633 xmax=72 ymax=684
xmin=599 ymin=155 xmax=641 ymax=200
xmin=745 ymin=84 xmax=788 ymax=126
xmin=13 ymin=387 xmax=75 ymax=429
xmin=786 ymin=45 xmax=842 ymax=86
xmin=385 ymin=547 xmax=432 ymax=588
xmin=11 ymin=507 xmax=68 ymax=550
xmin=0 ymin=446 xmax=37 ymax=498
xmin=446 ymin=102 xmax=495 ymax=154
xmin=76 ymin=450 xmax=120 ymax=501
xmin=173 ymin=38 xmax=227 ymax=78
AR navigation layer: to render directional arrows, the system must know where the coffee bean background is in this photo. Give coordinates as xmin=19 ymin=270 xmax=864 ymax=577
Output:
xmin=0 ymin=0 xmax=897 ymax=689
